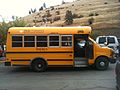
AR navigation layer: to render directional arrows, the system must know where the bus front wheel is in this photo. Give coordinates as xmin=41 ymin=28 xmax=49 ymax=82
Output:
xmin=31 ymin=60 xmax=47 ymax=72
xmin=95 ymin=57 xmax=109 ymax=70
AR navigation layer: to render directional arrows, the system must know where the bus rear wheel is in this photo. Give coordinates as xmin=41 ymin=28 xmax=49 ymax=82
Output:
xmin=31 ymin=60 xmax=47 ymax=72
xmin=95 ymin=57 xmax=109 ymax=70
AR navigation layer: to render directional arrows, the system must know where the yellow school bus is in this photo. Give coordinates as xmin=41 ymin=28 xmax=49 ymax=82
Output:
xmin=5 ymin=26 xmax=116 ymax=72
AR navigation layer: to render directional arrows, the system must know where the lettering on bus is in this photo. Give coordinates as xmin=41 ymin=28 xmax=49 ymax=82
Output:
xmin=36 ymin=48 xmax=48 ymax=51
xmin=77 ymin=30 xmax=84 ymax=33
xmin=24 ymin=30 xmax=44 ymax=34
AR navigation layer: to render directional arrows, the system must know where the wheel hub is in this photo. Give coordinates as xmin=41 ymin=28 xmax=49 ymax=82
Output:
xmin=38 ymin=64 xmax=42 ymax=68
xmin=100 ymin=62 xmax=105 ymax=67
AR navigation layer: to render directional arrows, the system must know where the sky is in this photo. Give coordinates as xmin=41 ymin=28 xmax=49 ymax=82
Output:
xmin=0 ymin=0 xmax=73 ymax=22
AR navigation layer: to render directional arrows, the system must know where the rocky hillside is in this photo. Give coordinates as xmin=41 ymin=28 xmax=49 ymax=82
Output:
xmin=22 ymin=0 xmax=120 ymax=37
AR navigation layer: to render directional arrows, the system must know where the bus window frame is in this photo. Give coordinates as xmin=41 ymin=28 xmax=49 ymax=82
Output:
xmin=61 ymin=35 xmax=73 ymax=47
xmin=12 ymin=35 xmax=23 ymax=48
xmin=36 ymin=35 xmax=48 ymax=47
xmin=48 ymin=35 xmax=60 ymax=47
xmin=23 ymin=35 xmax=35 ymax=48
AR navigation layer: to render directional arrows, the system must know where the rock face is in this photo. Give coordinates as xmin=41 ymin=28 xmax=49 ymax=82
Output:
xmin=22 ymin=0 xmax=120 ymax=37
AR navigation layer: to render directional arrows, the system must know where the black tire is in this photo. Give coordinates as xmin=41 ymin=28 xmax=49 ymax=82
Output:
xmin=116 ymin=85 xmax=120 ymax=90
xmin=31 ymin=60 xmax=47 ymax=72
xmin=95 ymin=57 xmax=109 ymax=70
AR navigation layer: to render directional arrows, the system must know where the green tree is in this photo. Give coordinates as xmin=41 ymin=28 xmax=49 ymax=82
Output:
xmin=43 ymin=3 xmax=46 ymax=9
xmin=0 ymin=21 xmax=10 ymax=46
xmin=65 ymin=10 xmax=73 ymax=25
xmin=0 ymin=19 xmax=31 ymax=45
xmin=62 ymin=0 xmax=65 ymax=4
xmin=88 ymin=17 xmax=94 ymax=25
xmin=39 ymin=6 xmax=43 ymax=11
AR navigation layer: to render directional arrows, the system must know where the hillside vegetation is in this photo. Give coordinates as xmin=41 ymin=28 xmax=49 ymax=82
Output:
xmin=22 ymin=0 xmax=120 ymax=36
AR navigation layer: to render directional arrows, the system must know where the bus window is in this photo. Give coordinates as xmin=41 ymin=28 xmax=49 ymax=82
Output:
xmin=12 ymin=36 xmax=22 ymax=47
xmin=37 ymin=36 xmax=47 ymax=47
xmin=49 ymin=35 xmax=59 ymax=47
xmin=24 ymin=36 xmax=35 ymax=47
xmin=61 ymin=35 xmax=72 ymax=47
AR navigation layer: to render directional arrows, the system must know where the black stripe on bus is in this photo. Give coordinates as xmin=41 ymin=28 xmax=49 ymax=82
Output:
xmin=47 ymin=59 xmax=73 ymax=61
xmin=12 ymin=64 xmax=30 ymax=66
xmin=12 ymin=65 xmax=73 ymax=67
xmin=48 ymin=65 xmax=73 ymax=67
xmin=6 ymin=51 xmax=73 ymax=53
xmin=11 ymin=59 xmax=31 ymax=61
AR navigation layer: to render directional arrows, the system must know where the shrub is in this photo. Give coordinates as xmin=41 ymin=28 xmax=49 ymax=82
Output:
xmin=44 ymin=10 xmax=52 ymax=17
xmin=0 ymin=19 xmax=31 ymax=45
xmin=55 ymin=11 xmax=60 ymax=15
xmin=65 ymin=10 xmax=73 ymax=25
xmin=39 ymin=7 xmax=43 ymax=11
xmin=72 ymin=14 xmax=78 ymax=18
xmin=72 ymin=14 xmax=84 ymax=19
xmin=46 ymin=13 xmax=52 ymax=17
xmin=89 ymin=13 xmax=94 ymax=16
xmin=62 ymin=0 xmax=65 ymax=4
xmin=95 ymin=13 xmax=99 ymax=16
xmin=77 ymin=15 xmax=84 ymax=18
xmin=53 ymin=16 xmax=61 ymax=21
xmin=50 ymin=6 xmax=54 ymax=10
xmin=104 ymin=2 xmax=108 ymax=4
xmin=88 ymin=18 xmax=94 ymax=25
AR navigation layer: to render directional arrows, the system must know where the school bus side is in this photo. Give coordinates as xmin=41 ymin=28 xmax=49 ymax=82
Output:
xmin=5 ymin=27 xmax=116 ymax=72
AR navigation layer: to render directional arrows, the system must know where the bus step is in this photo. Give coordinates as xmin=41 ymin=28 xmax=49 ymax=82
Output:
xmin=74 ymin=58 xmax=88 ymax=67
xmin=74 ymin=57 xmax=87 ymax=61
xmin=75 ymin=64 xmax=87 ymax=67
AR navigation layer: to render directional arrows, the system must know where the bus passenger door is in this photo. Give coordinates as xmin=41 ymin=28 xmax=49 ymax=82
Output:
xmin=86 ymin=40 xmax=94 ymax=59
xmin=74 ymin=34 xmax=88 ymax=58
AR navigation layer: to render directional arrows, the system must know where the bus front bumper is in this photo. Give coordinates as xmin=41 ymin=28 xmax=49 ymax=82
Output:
xmin=109 ymin=57 xmax=116 ymax=64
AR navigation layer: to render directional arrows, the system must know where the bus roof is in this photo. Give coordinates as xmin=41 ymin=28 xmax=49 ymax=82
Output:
xmin=8 ymin=26 xmax=92 ymax=35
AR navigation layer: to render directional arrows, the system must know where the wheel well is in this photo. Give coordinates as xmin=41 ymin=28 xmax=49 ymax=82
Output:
xmin=31 ymin=57 xmax=47 ymax=65
xmin=95 ymin=56 xmax=109 ymax=63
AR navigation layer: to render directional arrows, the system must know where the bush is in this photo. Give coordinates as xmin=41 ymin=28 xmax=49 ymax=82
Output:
xmin=39 ymin=7 xmax=43 ymax=11
xmin=65 ymin=10 xmax=73 ymax=25
xmin=46 ymin=13 xmax=52 ymax=17
xmin=77 ymin=15 xmax=84 ymax=18
xmin=88 ymin=18 xmax=94 ymax=25
xmin=55 ymin=11 xmax=60 ymax=15
xmin=53 ymin=16 xmax=61 ymax=21
xmin=89 ymin=13 xmax=94 ymax=16
xmin=50 ymin=6 xmax=54 ymax=10
xmin=95 ymin=13 xmax=99 ymax=16
xmin=72 ymin=4 xmax=74 ymax=6
xmin=0 ymin=19 xmax=31 ymax=45
xmin=72 ymin=14 xmax=84 ymax=19
xmin=72 ymin=14 xmax=78 ymax=18
xmin=46 ymin=10 xmax=52 ymax=17
xmin=104 ymin=2 xmax=108 ymax=4
xmin=89 ymin=13 xmax=99 ymax=17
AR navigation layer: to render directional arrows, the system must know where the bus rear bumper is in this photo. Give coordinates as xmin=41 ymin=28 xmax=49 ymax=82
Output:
xmin=5 ymin=62 xmax=11 ymax=66
xmin=109 ymin=57 xmax=116 ymax=64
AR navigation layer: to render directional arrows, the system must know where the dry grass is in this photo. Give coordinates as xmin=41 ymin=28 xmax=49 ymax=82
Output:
xmin=22 ymin=0 xmax=120 ymax=36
